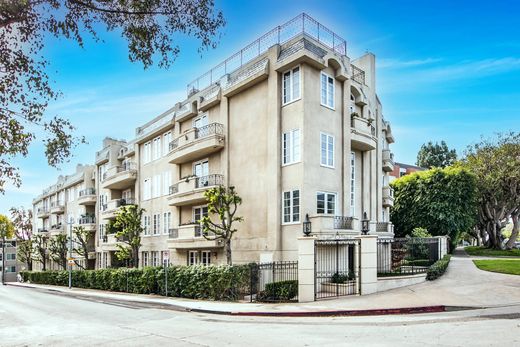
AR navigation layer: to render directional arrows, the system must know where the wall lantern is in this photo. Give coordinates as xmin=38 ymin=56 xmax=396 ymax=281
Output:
xmin=361 ymin=212 xmax=369 ymax=235
xmin=303 ymin=214 xmax=312 ymax=236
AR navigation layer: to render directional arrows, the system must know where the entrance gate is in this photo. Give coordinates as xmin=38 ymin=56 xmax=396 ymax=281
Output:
xmin=315 ymin=239 xmax=360 ymax=300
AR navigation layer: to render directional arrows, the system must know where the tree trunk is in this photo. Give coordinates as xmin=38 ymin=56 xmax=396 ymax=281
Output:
xmin=27 ymin=258 xmax=32 ymax=271
xmin=505 ymin=212 xmax=519 ymax=250
xmin=225 ymin=239 xmax=232 ymax=265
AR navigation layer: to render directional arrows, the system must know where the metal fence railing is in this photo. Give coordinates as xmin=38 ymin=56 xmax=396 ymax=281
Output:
xmin=377 ymin=238 xmax=440 ymax=276
xmin=249 ymin=261 xmax=298 ymax=302
xmin=187 ymin=13 xmax=347 ymax=95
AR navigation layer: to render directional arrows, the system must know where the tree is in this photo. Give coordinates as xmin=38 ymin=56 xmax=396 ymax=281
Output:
xmin=200 ymin=186 xmax=243 ymax=265
xmin=416 ymin=141 xmax=457 ymax=168
xmin=48 ymin=234 xmax=68 ymax=270
xmin=111 ymin=204 xmax=144 ymax=268
xmin=0 ymin=0 xmax=225 ymax=193
xmin=391 ymin=166 xmax=478 ymax=250
xmin=0 ymin=214 xmax=14 ymax=239
xmin=33 ymin=234 xmax=48 ymax=271
xmin=461 ymin=132 xmax=520 ymax=249
xmin=72 ymin=226 xmax=94 ymax=270
xmin=9 ymin=206 xmax=33 ymax=270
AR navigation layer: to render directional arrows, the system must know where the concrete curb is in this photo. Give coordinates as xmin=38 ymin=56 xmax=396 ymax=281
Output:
xmin=7 ymin=282 xmax=477 ymax=317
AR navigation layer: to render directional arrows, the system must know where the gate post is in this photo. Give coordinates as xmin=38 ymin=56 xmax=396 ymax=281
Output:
xmin=436 ymin=236 xmax=448 ymax=258
xmin=355 ymin=235 xmax=378 ymax=295
xmin=297 ymin=236 xmax=316 ymax=303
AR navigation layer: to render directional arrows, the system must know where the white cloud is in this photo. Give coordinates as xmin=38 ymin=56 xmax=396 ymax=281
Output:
xmin=378 ymin=58 xmax=442 ymax=69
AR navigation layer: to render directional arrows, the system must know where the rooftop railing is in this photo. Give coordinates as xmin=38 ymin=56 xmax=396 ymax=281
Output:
xmin=187 ymin=13 xmax=347 ymax=96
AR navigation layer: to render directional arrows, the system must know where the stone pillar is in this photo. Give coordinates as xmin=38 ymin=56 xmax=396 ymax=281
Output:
xmin=297 ymin=236 xmax=316 ymax=303
xmin=436 ymin=236 xmax=448 ymax=258
xmin=355 ymin=235 xmax=378 ymax=295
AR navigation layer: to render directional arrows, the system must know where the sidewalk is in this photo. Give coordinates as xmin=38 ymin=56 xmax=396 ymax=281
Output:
xmin=9 ymin=249 xmax=520 ymax=317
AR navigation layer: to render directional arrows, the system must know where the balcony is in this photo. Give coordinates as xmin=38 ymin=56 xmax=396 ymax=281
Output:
xmin=350 ymin=116 xmax=377 ymax=151
xmin=383 ymin=186 xmax=394 ymax=208
xmin=78 ymin=188 xmax=96 ymax=206
xmin=167 ymin=224 xmax=223 ymax=249
xmin=168 ymin=174 xmax=224 ymax=206
xmin=307 ymin=215 xmax=361 ymax=238
xmin=382 ymin=150 xmax=395 ymax=172
xmin=168 ymin=123 xmax=225 ymax=164
xmin=375 ymin=222 xmax=394 ymax=233
xmin=37 ymin=207 xmax=50 ymax=219
xmin=351 ymin=64 xmax=366 ymax=85
xmin=37 ymin=228 xmax=49 ymax=234
xmin=50 ymin=201 xmax=65 ymax=214
xmin=102 ymin=162 xmax=137 ymax=190
xmin=383 ymin=120 xmax=395 ymax=144
xmin=77 ymin=216 xmax=96 ymax=232
xmin=49 ymin=223 xmax=65 ymax=236
xmin=101 ymin=198 xmax=136 ymax=219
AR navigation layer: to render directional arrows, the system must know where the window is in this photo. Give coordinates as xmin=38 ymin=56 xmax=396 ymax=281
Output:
xmin=193 ymin=159 xmax=209 ymax=177
xmin=153 ymin=174 xmax=161 ymax=198
xmin=143 ymin=141 xmax=151 ymax=164
xmin=143 ymin=178 xmax=151 ymax=200
xmin=350 ymin=151 xmax=355 ymax=216
xmin=193 ymin=114 xmax=209 ymax=129
xmin=317 ymin=192 xmax=337 ymax=214
xmin=282 ymin=129 xmax=300 ymax=165
xmin=153 ymin=214 xmax=161 ymax=235
xmin=162 ymin=171 xmax=172 ymax=196
xmin=188 ymin=251 xmax=211 ymax=266
xmin=152 ymin=137 xmax=161 ymax=161
xmin=142 ymin=252 xmax=149 ymax=267
xmin=163 ymin=131 xmax=172 ymax=154
xmin=143 ymin=215 xmax=151 ymax=236
xmin=320 ymin=133 xmax=334 ymax=167
xmin=99 ymin=224 xmax=105 ymax=240
xmin=282 ymin=190 xmax=300 ymax=223
xmin=151 ymin=251 xmax=159 ymax=267
xmin=282 ymin=66 xmax=300 ymax=105
xmin=163 ymin=212 xmax=171 ymax=234
xmin=201 ymin=251 xmax=211 ymax=266
xmin=320 ymin=72 xmax=334 ymax=109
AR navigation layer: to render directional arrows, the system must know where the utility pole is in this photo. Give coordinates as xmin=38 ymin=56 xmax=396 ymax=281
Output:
xmin=67 ymin=217 xmax=74 ymax=289
xmin=2 ymin=235 xmax=5 ymax=285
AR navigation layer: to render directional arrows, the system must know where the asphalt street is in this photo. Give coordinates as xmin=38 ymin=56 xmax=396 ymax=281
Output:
xmin=0 ymin=284 xmax=519 ymax=346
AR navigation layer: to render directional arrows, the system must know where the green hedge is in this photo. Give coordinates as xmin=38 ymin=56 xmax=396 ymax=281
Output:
xmin=256 ymin=280 xmax=298 ymax=302
xmin=21 ymin=264 xmax=250 ymax=301
xmin=426 ymin=255 xmax=452 ymax=280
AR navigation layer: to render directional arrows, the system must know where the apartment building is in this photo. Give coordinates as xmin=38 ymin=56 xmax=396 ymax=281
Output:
xmin=32 ymin=14 xmax=395 ymax=269
xmin=389 ymin=162 xmax=426 ymax=182
xmin=32 ymin=164 xmax=96 ymax=270
xmin=1 ymin=239 xmax=19 ymax=282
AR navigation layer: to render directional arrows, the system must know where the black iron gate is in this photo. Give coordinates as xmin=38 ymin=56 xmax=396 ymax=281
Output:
xmin=315 ymin=239 xmax=360 ymax=300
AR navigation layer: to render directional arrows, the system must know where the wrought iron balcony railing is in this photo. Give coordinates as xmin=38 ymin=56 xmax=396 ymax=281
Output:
xmin=334 ymin=216 xmax=354 ymax=230
xmin=79 ymin=188 xmax=96 ymax=196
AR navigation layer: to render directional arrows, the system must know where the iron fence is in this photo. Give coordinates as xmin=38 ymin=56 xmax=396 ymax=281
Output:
xmin=195 ymin=123 xmax=224 ymax=139
xmin=315 ymin=239 xmax=359 ymax=299
xmin=377 ymin=238 xmax=440 ymax=276
xmin=79 ymin=188 xmax=96 ymax=196
xmin=187 ymin=13 xmax=347 ymax=95
xmin=334 ymin=216 xmax=354 ymax=229
xmin=249 ymin=261 xmax=298 ymax=302
xmin=351 ymin=64 xmax=366 ymax=84
xmin=195 ymin=174 xmax=224 ymax=188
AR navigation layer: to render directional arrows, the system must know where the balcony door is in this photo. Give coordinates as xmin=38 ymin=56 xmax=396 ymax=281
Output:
xmin=193 ymin=159 xmax=209 ymax=186
xmin=193 ymin=206 xmax=208 ymax=237
xmin=193 ymin=114 xmax=208 ymax=129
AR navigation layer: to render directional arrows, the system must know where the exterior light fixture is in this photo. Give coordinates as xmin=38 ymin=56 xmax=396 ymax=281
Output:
xmin=361 ymin=212 xmax=369 ymax=235
xmin=303 ymin=214 xmax=312 ymax=236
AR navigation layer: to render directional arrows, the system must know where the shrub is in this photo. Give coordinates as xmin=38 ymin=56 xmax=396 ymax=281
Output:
xmin=330 ymin=271 xmax=355 ymax=283
xmin=20 ymin=264 xmax=250 ymax=301
xmin=426 ymin=254 xmax=452 ymax=280
xmin=257 ymin=280 xmax=298 ymax=301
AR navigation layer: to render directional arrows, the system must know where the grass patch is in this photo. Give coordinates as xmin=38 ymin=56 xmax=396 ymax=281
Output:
xmin=473 ymin=259 xmax=520 ymax=275
xmin=464 ymin=246 xmax=520 ymax=257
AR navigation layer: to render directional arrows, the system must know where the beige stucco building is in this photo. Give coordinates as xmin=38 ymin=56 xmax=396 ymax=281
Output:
xmin=32 ymin=14 xmax=395 ymax=269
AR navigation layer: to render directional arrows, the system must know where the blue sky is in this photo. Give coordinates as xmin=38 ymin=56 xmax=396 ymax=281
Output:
xmin=2 ymin=0 xmax=520 ymax=214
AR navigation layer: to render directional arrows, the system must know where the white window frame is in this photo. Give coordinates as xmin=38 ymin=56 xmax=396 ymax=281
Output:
xmin=143 ymin=215 xmax=151 ymax=236
xmin=316 ymin=191 xmax=337 ymax=215
xmin=193 ymin=113 xmax=209 ymax=129
xmin=188 ymin=250 xmax=199 ymax=266
xmin=152 ymin=136 xmax=161 ymax=161
xmin=193 ymin=159 xmax=209 ymax=177
xmin=152 ymin=213 xmax=160 ymax=235
xmin=282 ymin=129 xmax=301 ymax=166
xmin=320 ymin=72 xmax=335 ymax=109
xmin=163 ymin=211 xmax=171 ymax=235
xmin=143 ymin=178 xmax=151 ymax=200
xmin=143 ymin=141 xmax=152 ymax=164
xmin=282 ymin=189 xmax=300 ymax=224
xmin=201 ymin=251 xmax=211 ymax=266
xmin=163 ymin=131 xmax=172 ymax=155
xmin=350 ymin=151 xmax=356 ymax=216
xmin=282 ymin=66 xmax=301 ymax=105
xmin=320 ymin=132 xmax=335 ymax=168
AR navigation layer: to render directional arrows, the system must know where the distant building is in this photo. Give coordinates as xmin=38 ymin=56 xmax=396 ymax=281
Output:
xmin=1 ymin=239 xmax=19 ymax=282
xmin=389 ymin=162 xmax=427 ymax=182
